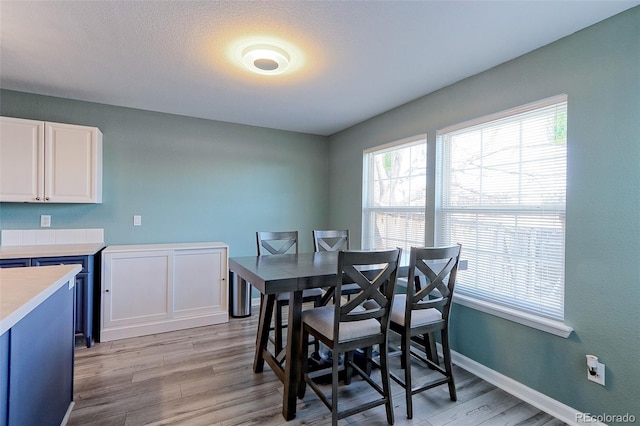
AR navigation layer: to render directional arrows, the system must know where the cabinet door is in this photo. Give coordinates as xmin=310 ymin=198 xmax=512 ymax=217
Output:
xmin=0 ymin=117 xmax=44 ymax=202
xmin=102 ymin=251 xmax=171 ymax=329
xmin=74 ymin=273 xmax=89 ymax=335
xmin=45 ymin=122 xmax=103 ymax=203
xmin=173 ymin=248 xmax=226 ymax=317
xmin=0 ymin=259 xmax=31 ymax=268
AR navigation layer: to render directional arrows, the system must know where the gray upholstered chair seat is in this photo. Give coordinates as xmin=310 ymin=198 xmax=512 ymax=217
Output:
xmin=390 ymin=294 xmax=442 ymax=327
xmin=302 ymin=305 xmax=380 ymax=342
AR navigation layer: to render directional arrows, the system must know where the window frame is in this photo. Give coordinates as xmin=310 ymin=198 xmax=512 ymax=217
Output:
xmin=435 ymin=94 xmax=572 ymax=337
xmin=360 ymin=96 xmax=573 ymax=338
xmin=362 ymin=134 xmax=428 ymax=262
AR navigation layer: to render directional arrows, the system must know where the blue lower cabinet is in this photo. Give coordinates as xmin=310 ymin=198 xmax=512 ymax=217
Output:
xmin=0 ymin=255 xmax=96 ymax=347
xmin=0 ymin=332 xmax=8 ymax=426
xmin=1 ymin=282 xmax=74 ymax=426
xmin=32 ymin=256 xmax=95 ymax=347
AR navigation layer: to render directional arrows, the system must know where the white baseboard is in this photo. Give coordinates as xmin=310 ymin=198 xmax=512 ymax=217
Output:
xmin=62 ymin=401 xmax=75 ymax=425
xmin=447 ymin=346 xmax=605 ymax=426
xmin=101 ymin=312 xmax=229 ymax=342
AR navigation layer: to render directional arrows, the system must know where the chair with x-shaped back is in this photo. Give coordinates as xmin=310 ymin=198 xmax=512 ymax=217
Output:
xmin=389 ymin=244 xmax=461 ymax=419
xmin=312 ymin=229 xmax=361 ymax=304
xmin=298 ymin=248 xmax=401 ymax=426
xmin=256 ymin=231 xmax=323 ymax=357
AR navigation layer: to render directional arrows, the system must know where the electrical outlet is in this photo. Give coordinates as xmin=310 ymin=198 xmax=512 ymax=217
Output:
xmin=133 ymin=215 xmax=142 ymax=226
xmin=586 ymin=355 xmax=605 ymax=386
xmin=40 ymin=215 xmax=51 ymax=227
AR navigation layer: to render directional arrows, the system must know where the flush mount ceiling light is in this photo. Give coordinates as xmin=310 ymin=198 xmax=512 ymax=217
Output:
xmin=242 ymin=45 xmax=290 ymax=75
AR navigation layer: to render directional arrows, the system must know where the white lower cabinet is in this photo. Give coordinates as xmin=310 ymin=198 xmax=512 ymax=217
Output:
xmin=101 ymin=242 xmax=228 ymax=342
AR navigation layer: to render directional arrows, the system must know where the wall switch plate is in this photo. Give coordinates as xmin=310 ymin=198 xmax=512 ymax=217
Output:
xmin=40 ymin=215 xmax=51 ymax=227
xmin=133 ymin=215 xmax=142 ymax=226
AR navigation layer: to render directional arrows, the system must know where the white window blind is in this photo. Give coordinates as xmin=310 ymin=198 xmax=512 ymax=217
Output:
xmin=436 ymin=95 xmax=567 ymax=320
xmin=363 ymin=136 xmax=427 ymax=261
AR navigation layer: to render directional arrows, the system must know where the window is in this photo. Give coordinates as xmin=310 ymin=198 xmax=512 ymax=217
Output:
xmin=436 ymin=95 xmax=567 ymax=321
xmin=362 ymin=136 xmax=427 ymax=260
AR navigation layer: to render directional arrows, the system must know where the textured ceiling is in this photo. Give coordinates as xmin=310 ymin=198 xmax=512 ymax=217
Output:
xmin=1 ymin=1 xmax=638 ymax=136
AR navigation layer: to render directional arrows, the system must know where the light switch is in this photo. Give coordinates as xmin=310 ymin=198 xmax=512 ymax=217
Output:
xmin=40 ymin=215 xmax=51 ymax=227
xmin=133 ymin=215 xmax=142 ymax=226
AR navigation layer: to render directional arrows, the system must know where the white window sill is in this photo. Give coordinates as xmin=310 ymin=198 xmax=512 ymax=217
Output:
xmin=453 ymin=294 xmax=573 ymax=338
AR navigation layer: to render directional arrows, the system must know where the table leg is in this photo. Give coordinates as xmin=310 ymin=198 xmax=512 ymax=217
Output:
xmin=282 ymin=290 xmax=303 ymax=420
xmin=253 ymin=293 xmax=275 ymax=373
xmin=255 ymin=294 xmax=264 ymax=345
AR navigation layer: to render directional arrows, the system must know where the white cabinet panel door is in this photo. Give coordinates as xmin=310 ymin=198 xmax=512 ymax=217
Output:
xmin=103 ymin=251 xmax=171 ymax=329
xmin=0 ymin=117 xmax=44 ymax=202
xmin=173 ymin=248 xmax=225 ymax=317
xmin=45 ymin=122 xmax=102 ymax=203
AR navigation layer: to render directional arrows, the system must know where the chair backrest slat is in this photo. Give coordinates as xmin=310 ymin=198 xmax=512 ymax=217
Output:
xmin=256 ymin=231 xmax=299 ymax=255
xmin=406 ymin=244 xmax=461 ymax=319
xmin=313 ymin=229 xmax=349 ymax=252
xmin=334 ymin=249 xmax=401 ymax=338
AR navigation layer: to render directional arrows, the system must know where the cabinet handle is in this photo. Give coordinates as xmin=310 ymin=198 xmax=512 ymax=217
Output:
xmin=105 ymin=289 xmax=110 ymax=293
xmin=45 ymin=197 xmax=50 ymax=201
xmin=35 ymin=197 xmax=40 ymax=200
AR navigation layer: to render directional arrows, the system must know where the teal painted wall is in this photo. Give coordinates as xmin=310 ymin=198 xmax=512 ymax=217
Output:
xmin=0 ymin=90 xmax=329 ymax=256
xmin=2 ymin=6 xmax=639 ymax=420
xmin=328 ymin=7 xmax=640 ymax=420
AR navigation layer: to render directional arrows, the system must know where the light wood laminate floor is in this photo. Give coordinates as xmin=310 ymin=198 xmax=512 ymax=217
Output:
xmin=69 ymin=312 xmax=566 ymax=426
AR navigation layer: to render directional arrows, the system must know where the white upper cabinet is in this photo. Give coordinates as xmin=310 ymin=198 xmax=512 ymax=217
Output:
xmin=0 ymin=116 xmax=103 ymax=203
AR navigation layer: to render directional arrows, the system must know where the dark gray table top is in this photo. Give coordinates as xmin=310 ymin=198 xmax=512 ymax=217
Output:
xmin=229 ymin=251 xmax=340 ymax=294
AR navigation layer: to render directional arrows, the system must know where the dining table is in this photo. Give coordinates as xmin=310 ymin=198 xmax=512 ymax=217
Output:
xmin=228 ymin=250 xmax=465 ymax=421
xmin=229 ymin=251 xmax=341 ymax=420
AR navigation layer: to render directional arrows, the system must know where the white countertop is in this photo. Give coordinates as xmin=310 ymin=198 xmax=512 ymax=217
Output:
xmin=0 ymin=264 xmax=82 ymax=335
xmin=0 ymin=243 xmax=105 ymax=259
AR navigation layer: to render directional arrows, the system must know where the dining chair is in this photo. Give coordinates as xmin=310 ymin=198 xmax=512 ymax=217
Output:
xmin=256 ymin=231 xmax=323 ymax=357
xmin=312 ymin=229 xmax=360 ymax=303
xmin=389 ymin=244 xmax=461 ymax=419
xmin=297 ymin=248 xmax=401 ymax=426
